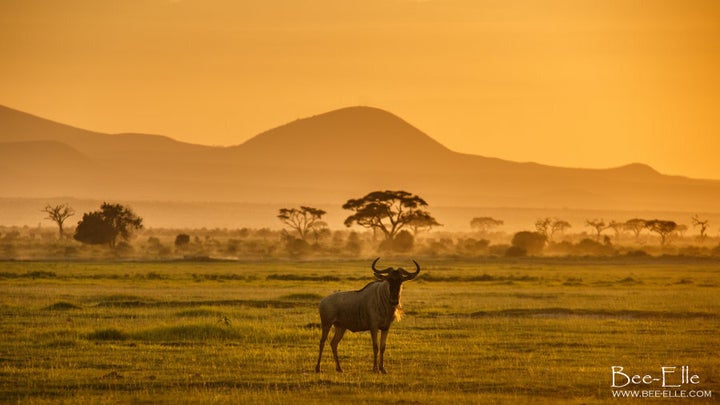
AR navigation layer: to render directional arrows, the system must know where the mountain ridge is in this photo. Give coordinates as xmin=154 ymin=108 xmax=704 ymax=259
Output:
xmin=1 ymin=104 xmax=718 ymax=215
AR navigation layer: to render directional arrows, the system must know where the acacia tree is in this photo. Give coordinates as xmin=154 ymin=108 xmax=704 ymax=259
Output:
xmin=645 ymin=219 xmax=677 ymax=246
xmin=551 ymin=220 xmax=572 ymax=240
xmin=624 ymin=218 xmax=647 ymax=242
xmin=675 ymin=224 xmax=688 ymax=238
xmin=408 ymin=215 xmax=442 ymax=237
xmin=42 ymin=203 xmax=75 ymax=238
xmin=342 ymin=190 xmax=440 ymax=241
xmin=586 ymin=219 xmax=607 ymax=242
xmin=470 ymin=217 xmax=504 ymax=235
xmin=309 ymin=221 xmax=331 ymax=244
xmin=74 ymin=203 xmax=143 ymax=248
xmin=607 ymin=220 xmax=625 ymax=240
xmin=277 ymin=206 xmax=327 ymax=242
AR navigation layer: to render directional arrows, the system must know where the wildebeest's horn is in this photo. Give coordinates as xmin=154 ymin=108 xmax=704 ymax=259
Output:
xmin=371 ymin=257 xmax=392 ymax=274
xmin=400 ymin=260 xmax=421 ymax=280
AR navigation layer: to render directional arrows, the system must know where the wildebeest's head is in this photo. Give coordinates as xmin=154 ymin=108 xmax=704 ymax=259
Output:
xmin=371 ymin=257 xmax=420 ymax=306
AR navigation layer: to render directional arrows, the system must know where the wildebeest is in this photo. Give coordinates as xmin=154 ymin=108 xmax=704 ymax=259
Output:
xmin=315 ymin=257 xmax=420 ymax=374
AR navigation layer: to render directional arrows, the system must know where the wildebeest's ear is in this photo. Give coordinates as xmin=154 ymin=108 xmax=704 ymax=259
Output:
xmin=374 ymin=273 xmax=387 ymax=281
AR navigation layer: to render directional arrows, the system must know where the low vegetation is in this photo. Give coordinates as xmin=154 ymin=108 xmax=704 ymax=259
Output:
xmin=0 ymin=259 xmax=718 ymax=403
xmin=2 ymin=223 xmax=720 ymax=262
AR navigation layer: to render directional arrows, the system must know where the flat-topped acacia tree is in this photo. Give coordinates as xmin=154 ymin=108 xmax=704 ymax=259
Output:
xmin=645 ymin=219 xmax=677 ymax=246
xmin=342 ymin=190 xmax=440 ymax=241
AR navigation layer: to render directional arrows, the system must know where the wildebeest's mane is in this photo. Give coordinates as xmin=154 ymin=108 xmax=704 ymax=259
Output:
xmin=355 ymin=280 xmax=382 ymax=292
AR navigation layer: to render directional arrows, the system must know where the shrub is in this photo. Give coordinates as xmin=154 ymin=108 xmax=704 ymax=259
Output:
xmin=134 ymin=324 xmax=241 ymax=341
xmin=511 ymin=231 xmax=546 ymax=255
xmin=380 ymin=230 xmax=414 ymax=252
xmin=574 ymin=238 xmax=615 ymax=256
xmin=459 ymin=238 xmax=490 ymax=255
xmin=45 ymin=302 xmax=81 ymax=311
xmin=345 ymin=232 xmax=362 ymax=255
xmin=546 ymin=241 xmax=573 ymax=256
xmin=284 ymin=236 xmax=310 ymax=257
xmin=505 ymin=246 xmax=527 ymax=257
xmin=488 ymin=244 xmax=510 ymax=256
xmin=86 ymin=328 xmax=127 ymax=341
xmin=175 ymin=234 xmax=191 ymax=247
xmin=712 ymin=244 xmax=720 ymax=257
xmin=624 ymin=249 xmax=649 ymax=258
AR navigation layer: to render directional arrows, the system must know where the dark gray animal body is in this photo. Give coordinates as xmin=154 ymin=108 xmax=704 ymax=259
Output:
xmin=315 ymin=258 xmax=419 ymax=374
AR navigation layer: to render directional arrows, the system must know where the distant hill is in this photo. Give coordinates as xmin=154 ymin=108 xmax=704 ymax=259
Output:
xmin=1 ymin=104 xmax=719 ymax=221
xmin=234 ymin=106 xmax=455 ymax=168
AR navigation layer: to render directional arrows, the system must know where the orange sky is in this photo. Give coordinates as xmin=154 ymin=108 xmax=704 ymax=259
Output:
xmin=2 ymin=0 xmax=719 ymax=179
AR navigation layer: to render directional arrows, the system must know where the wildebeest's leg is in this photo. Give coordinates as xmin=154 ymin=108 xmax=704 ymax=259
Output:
xmin=330 ymin=327 xmax=346 ymax=372
xmin=378 ymin=329 xmax=389 ymax=374
xmin=315 ymin=323 xmax=331 ymax=373
xmin=370 ymin=328 xmax=380 ymax=372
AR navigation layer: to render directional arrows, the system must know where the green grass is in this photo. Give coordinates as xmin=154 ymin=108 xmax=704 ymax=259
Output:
xmin=0 ymin=258 xmax=718 ymax=403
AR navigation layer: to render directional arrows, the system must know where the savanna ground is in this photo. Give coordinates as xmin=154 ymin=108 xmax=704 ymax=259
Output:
xmin=1 ymin=258 xmax=718 ymax=404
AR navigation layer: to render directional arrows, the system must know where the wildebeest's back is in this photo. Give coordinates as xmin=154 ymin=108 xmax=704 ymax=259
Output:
xmin=319 ymin=283 xmax=379 ymax=332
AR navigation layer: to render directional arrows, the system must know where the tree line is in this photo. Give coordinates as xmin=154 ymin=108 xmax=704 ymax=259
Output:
xmin=40 ymin=190 xmax=440 ymax=250
xmin=37 ymin=189 xmax=715 ymax=258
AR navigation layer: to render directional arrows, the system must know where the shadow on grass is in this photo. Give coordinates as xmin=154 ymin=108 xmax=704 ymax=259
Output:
xmin=95 ymin=299 xmax=300 ymax=309
xmin=44 ymin=302 xmax=81 ymax=310
xmin=468 ymin=307 xmax=718 ymax=319
xmin=85 ymin=324 xmax=242 ymax=342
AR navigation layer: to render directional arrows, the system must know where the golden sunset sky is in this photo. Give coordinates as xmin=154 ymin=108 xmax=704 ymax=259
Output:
xmin=2 ymin=0 xmax=719 ymax=179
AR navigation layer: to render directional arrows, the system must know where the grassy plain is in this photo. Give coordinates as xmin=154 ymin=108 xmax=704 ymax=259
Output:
xmin=1 ymin=258 xmax=718 ymax=404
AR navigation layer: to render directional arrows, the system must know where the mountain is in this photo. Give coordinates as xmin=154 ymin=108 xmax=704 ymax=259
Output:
xmin=1 ymin=104 xmax=719 ymax=221
xmin=234 ymin=106 xmax=456 ymax=168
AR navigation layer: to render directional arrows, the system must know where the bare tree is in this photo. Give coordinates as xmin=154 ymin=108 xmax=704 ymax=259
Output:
xmin=535 ymin=218 xmax=571 ymax=242
xmin=585 ymin=219 xmax=607 ymax=242
xmin=535 ymin=218 xmax=552 ymax=241
xmin=42 ymin=203 xmax=75 ymax=239
xmin=691 ymin=215 xmax=709 ymax=242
